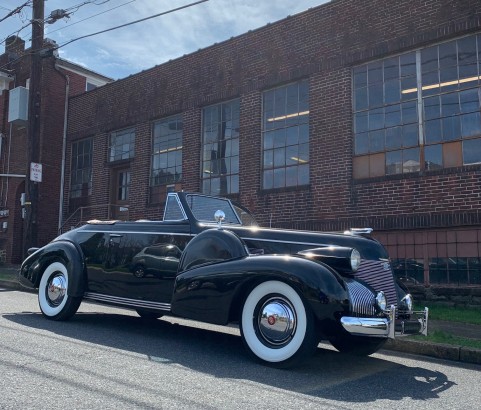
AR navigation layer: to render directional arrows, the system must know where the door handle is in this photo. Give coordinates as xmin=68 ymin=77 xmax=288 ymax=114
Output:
xmin=109 ymin=234 xmax=123 ymax=245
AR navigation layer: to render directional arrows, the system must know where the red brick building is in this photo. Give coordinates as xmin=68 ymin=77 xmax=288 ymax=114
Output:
xmin=0 ymin=36 xmax=112 ymax=263
xmin=54 ymin=0 xmax=481 ymax=288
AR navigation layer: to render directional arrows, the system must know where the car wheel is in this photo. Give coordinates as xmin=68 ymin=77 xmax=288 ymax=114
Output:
xmin=38 ymin=261 xmax=81 ymax=321
xmin=133 ymin=265 xmax=146 ymax=278
xmin=136 ymin=309 xmax=163 ymax=319
xmin=329 ymin=335 xmax=387 ymax=356
xmin=240 ymin=280 xmax=318 ymax=368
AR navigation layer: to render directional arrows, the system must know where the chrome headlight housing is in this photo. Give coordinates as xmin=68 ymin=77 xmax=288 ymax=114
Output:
xmin=375 ymin=291 xmax=387 ymax=311
xmin=350 ymin=249 xmax=361 ymax=272
xmin=298 ymin=246 xmax=361 ymax=274
xmin=400 ymin=293 xmax=414 ymax=312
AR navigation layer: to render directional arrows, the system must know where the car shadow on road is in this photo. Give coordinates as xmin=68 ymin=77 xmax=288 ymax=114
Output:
xmin=4 ymin=310 xmax=456 ymax=403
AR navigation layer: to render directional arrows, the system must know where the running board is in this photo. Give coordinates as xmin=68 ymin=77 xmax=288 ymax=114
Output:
xmin=83 ymin=292 xmax=171 ymax=312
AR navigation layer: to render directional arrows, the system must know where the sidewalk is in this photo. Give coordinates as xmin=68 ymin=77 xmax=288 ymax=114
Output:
xmin=1 ymin=265 xmax=480 ymax=365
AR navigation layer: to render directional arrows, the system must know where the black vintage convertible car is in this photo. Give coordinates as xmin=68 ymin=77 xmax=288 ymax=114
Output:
xmin=19 ymin=192 xmax=428 ymax=367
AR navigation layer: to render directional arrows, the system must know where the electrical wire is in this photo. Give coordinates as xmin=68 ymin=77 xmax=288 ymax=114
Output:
xmin=0 ymin=49 xmax=35 ymax=72
xmin=0 ymin=1 xmax=31 ymax=24
xmin=46 ymin=0 xmax=136 ymax=36
xmin=63 ymin=0 xmax=111 ymax=14
xmin=56 ymin=0 xmax=209 ymax=50
xmin=1 ymin=0 xmax=134 ymax=49
xmin=0 ymin=0 xmax=209 ymax=69
xmin=0 ymin=0 xmax=110 ymax=46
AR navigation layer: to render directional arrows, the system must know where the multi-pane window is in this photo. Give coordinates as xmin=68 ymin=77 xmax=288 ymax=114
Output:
xmin=109 ymin=128 xmax=135 ymax=162
xmin=353 ymin=33 xmax=481 ymax=178
xmin=151 ymin=116 xmax=183 ymax=186
xmin=262 ymin=80 xmax=309 ymax=189
xmin=202 ymin=100 xmax=240 ymax=195
xmin=117 ymin=171 xmax=131 ymax=201
xmin=392 ymin=257 xmax=481 ymax=286
xmin=70 ymin=138 xmax=92 ymax=198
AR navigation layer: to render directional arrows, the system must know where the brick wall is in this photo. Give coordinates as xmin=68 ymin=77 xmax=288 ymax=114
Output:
xmin=65 ymin=0 xmax=481 ymax=230
xmin=0 ymin=38 xmax=112 ymax=262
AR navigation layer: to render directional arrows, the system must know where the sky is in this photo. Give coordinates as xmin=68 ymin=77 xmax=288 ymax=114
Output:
xmin=0 ymin=0 xmax=330 ymax=80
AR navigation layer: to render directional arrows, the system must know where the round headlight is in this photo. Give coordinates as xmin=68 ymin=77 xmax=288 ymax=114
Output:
xmin=350 ymin=249 xmax=361 ymax=271
xmin=400 ymin=294 xmax=413 ymax=312
xmin=375 ymin=291 xmax=387 ymax=311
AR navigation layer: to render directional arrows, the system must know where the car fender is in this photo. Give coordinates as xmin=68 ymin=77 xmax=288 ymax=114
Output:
xmin=18 ymin=240 xmax=86 ymax=297
xmin=171 ymin=254 xmax=350 ymax=326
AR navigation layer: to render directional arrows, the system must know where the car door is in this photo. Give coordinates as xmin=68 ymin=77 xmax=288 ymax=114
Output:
xmin=91 ymin=224 xmax=191 ymax=303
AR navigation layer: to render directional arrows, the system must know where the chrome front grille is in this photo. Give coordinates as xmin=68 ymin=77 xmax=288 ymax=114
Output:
xmin=345 ymin=279 xmax=376 ymax=316
xmin=353 ymin=259 xmax=398 ymax=308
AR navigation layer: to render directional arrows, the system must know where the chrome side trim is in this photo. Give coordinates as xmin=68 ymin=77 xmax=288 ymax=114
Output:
xmin=79 ymin=231 xmax=193 ymax=237
xmin=83 ymin=292 xmax=171 ymax=312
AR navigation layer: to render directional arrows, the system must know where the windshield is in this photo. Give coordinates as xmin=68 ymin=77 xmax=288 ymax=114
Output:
xmin=163 ymin=193 xmax=258 ymax=226
xmin=232 ymin=203 xmax=258 ymax=227
xmin=186 ymin=194 xmax=240 ymax=224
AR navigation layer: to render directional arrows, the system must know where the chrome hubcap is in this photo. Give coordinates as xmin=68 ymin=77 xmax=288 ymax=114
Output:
xmin=257 ymin=297 xmax=296 ymax=346
xmin=46 ymin=273 xmax=67 ymax=307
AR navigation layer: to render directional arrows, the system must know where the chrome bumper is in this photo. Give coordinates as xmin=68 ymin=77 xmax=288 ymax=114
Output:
xmin=340 ymin=306 xmax=429 ymax=338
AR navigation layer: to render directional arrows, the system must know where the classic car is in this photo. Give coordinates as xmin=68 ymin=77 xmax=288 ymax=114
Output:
xmin=18 ymin=192 xmax=428 ymax=368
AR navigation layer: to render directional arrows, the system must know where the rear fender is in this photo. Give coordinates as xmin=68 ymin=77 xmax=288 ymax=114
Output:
xmin=19 ymin=241 xmax=86 ymax=297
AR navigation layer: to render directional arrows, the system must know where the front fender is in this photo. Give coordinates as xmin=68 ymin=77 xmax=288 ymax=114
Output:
xmin=171 ymin=254 xmax=350 ymax=326
xmin=18 ymin=240 xmax=86 ymax=297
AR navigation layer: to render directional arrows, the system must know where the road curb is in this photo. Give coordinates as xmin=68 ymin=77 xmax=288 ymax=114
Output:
xmin=382 ymin=338 xmax=481 ymax=366
xmin=2 ymin=277 xmax=480 ymax=366
xmin=0 ymin=278 xmax=35 ymax=293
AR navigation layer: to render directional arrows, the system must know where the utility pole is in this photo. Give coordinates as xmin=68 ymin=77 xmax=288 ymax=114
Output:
xmin=24 ymin=0 xmax=44 ymax=255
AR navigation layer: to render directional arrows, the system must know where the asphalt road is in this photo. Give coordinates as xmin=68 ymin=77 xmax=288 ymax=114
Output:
xmin=1 ymin=288 xmax=480 ymax=410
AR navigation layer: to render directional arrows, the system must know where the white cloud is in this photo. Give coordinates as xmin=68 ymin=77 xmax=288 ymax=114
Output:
xmin=1 ymin=0 xmax=329 ymax=79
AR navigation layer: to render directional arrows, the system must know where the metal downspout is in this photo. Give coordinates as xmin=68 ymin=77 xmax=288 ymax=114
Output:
xmin=4 ymin=74 xmax=16 ymax=207
xmin=56 ymin=69 xmax=69 ymax=231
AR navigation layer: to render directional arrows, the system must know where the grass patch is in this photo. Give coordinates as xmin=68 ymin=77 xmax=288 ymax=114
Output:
xmin=0 ymin=272 xmax=16 ymax=281
xmin=410 ymin=330 xmax=481 ymax=350
xmin=421 ymin=303 xmax=481 ymax=325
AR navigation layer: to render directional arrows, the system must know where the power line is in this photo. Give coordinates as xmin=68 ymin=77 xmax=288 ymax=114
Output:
xmin=0 ymin=1 xmax=33 ymax=46
xmin=0 ymin=1 xmax=32 ymax=24
xmin=0 ymin=1 xmax=111 ymax=45
xmin=46 ymin=0 xmax=136 ymax=36
xmin=0 ymin=0 xmax=209 ymax=72
xmin=43 ymin=0 xmax=112 ymax=23
xmin=0 ymin=21 xmax=32 ymax=46
xmin=63 ymin=0 xmax=111 ymax=14
xmin=56 ymin=0 xmax=209 ymax=50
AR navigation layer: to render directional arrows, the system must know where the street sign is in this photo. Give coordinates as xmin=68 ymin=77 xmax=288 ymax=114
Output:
xmin=30 ymin=162 xmax=42 ymax=182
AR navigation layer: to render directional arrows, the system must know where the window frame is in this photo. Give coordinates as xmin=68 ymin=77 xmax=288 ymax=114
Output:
xmin=201 ymin=98 xmax=240 ymax=196
xmin=150 ymin=115 xmax=183 ymax=187
xmin=261 ymin=79 xmax=310 ymax=190
xmin=70 ymin=137 xmax=93 ymax=198
xmin=108 ymin=128 xmax=135 ymax=162
xmin=352 ymin=33 xmax=481 ymax=179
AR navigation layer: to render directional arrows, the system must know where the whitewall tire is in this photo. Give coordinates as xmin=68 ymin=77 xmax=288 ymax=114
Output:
xmin=240 ymin=280 xmax=317 ymax=368
xmin=38 ymin=261 xmax=81 ymax=321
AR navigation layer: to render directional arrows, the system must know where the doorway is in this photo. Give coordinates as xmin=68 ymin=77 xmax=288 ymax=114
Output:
xmin=111 ymin=169 xmax=130 ymax=220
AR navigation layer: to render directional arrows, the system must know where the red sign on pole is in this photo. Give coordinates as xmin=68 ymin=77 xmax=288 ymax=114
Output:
xmin=30 ymin=162 xmax=42 ymax=182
